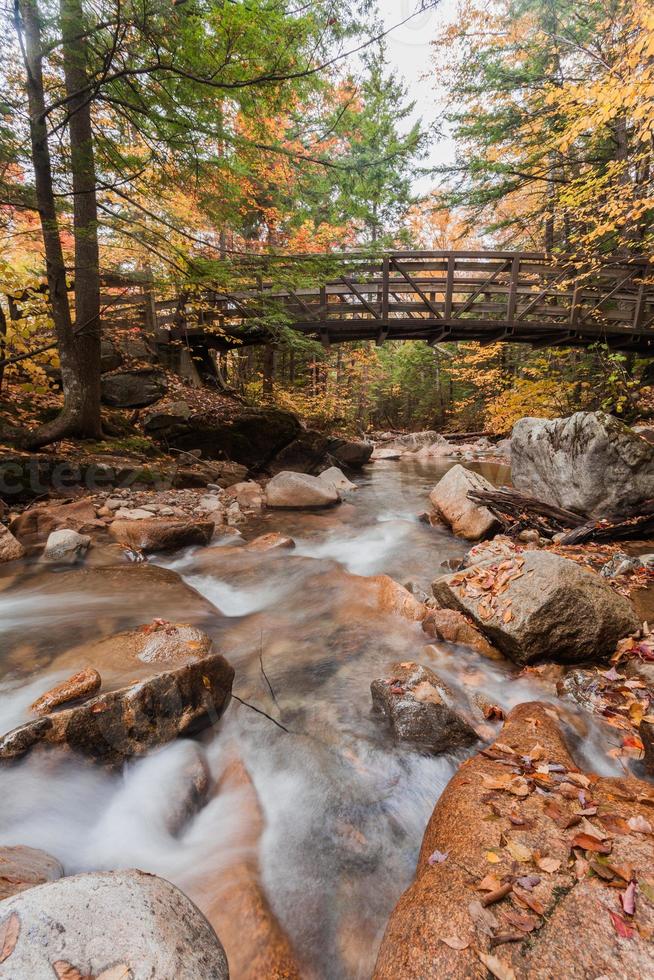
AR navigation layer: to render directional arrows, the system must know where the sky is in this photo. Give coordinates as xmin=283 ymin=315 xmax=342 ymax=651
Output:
xmin=375 ymin=0 xmax=458 ymax=190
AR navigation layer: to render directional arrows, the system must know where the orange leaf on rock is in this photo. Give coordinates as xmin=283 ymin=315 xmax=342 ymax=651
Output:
xmin=571 ymin=834 xmax=612 ymax=854
xmin=0 ymin=913 xmax=20 ymax=964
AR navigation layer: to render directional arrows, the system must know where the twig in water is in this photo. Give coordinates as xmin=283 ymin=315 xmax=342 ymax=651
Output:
xmin=259 ymin=632 xmax=280 ymax=711
xmin=230 ymin=693 xmax=291 ymax=734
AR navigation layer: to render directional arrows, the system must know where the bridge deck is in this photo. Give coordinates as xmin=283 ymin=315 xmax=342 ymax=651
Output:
xmin=104 ymin=251 xmax=654 ymax=353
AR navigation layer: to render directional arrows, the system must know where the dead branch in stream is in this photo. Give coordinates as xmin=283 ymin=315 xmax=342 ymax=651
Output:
xmin=468 ymin=487 xmax=654 ymax=544
xmin=467 ymin=487 xmax=584 ymax=537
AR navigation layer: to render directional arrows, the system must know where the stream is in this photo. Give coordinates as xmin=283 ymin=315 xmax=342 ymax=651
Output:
xmin=0 ymin=458 xmax=632 ymax=979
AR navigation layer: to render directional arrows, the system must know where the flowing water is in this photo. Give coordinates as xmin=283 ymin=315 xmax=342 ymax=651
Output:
xmin=0 ymin=458 xmax=631 ymax=979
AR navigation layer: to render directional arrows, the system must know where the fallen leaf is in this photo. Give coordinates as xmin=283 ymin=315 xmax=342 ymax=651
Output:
xmin=428 ymin=849 xmax=449 ymax=865
xmin=97 ymin=968 xmax=132 ymax=980
xmin=53 ymin=964 xmax=84 ymax=980
xmin=468 ymin=900 xmax=498 ymax=936
xmin=477 ymin=950 xmax=517 ymax=980
xmin=565 ymin=772 xmax=591 ymax=789
xmin=514 ymin=875 xmax=540 ymax=891
xmin=628 ymin=815 xmax=653 ymax=834
xmin=486 ymin=850 xmax=502 ymax=864
xmin=440 ymin=935 xmax=469 ymax=950
xmin=512 ymin=888 xmax=545 ymax=915
xmin=589 ymin=860 xmax=615 ymax=881
xmin=536 ymin=856 xmax=561 ymax=874
xmin=0 ymin=913 xmax=19 ymax=964
xmin=598 ymin=814 xmax=629 ymax=835
xmin=579 ymin=818 xmax=608 ymax=841
xmin=608 ymin=909 xmax=635 ymax=939
xmin=504 ymin=908 xmax=540 ymax=933
xmin=478 ymin=874 xmax=502 ymax=892
xmin=571 ymin=833 xmax=612 ymax=854
xmin=621 ymin=881 xmax=637 ymax=916
xmin=504 ymin=839 xmax=532 ymax=863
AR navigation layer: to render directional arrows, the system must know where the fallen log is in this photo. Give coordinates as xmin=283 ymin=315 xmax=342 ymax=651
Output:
xmin=468 ymin=487 xmax=654 ymax=544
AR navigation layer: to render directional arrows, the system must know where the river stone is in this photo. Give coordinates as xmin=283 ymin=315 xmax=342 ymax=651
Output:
xmin=326 ymin=438 xmax=373 ymax=468
xmin=0 ymin=652 xmax=233 ymax=765
xmin=0 ymin=525 xmax=25 ymax=563
xmin=0 ymin=846 xmax=63 ymax=901
xmin=373 ymin=702 xmax=654 ymax=980
xmin=0 ymin=869 xmax=229 ymax=979
xmin=428 ymin=463 xmax=499 ymax=540
xmin=225 ymin=480 xmax=265 ymax=511
xmin=109 ymin=517 xmax=214 ymax=552
xmin=511 ymin=411 xmax=654 ymax=519
xmin=42 ymin=528 xmax=91 ymax=564
xmin=30 ymin=667 xmax=102 ymax=715
xmin=421 ymin=607 xmax=502 ymax=660
xmin=10 ymin=498 xmax=98 ymax=541
xmin=433 ymin=551 xmax=639 ymax=665
xmin=371 ymin=661 xmax=477 ymax=754
xmin=318 ymin=466 xmax=357 ymax=492
xmin=101 ymin=369 xmax=168 ymax=408
xmin=245 ymin=532 xmax=295 ymax=552
xmin=265 ymin=471 xmax=340 ymax=509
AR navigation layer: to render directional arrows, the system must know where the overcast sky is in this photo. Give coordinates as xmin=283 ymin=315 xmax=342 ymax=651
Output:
xmin=375 ymin=0 xmax=458 ymax=190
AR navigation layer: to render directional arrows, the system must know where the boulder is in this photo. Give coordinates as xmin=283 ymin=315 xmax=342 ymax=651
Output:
xmin=30 ymin=667 xmax=101 ymax=715
xmin=370 ymin=661 xmax=477 ymax=754
xmin=429 ymin=464 xmax=499 ymax=540
xmin=317 ymin=466 xmax=356 ymax=492
xmin=42 ymin=528 xmax=91 ymax=564
xmin=371 ymin=446 xmax=403 ymax=460
xmin=101 ymin=368 xmax=168 ymax=408
xmin=0 ymin=525 xmax=25 ymax=563
xmin=100 ymin=338 xmax=123 ymax=373
xmin=10 ymin=498 xmax=98 ymax=541
xmin=149 ymin=406 xmax=301 ymax=468
xmin=265 ymin=471 xmax=340 ymax=509
xmin=0 ymin=652 xmax=233 ymax=765
xmin=389 ymin=431 xmax=442 ymax=451
xmin=224 ymin=480 xmax=264 ymax=511
xmin=433 ymin=551 xmax=639 ymax=665
xmin=109 ymin=517 xmax=214 ymax=552
xmin=326 ymin=438 xmax=373 ymax=468
xmin=0 ymin=846 xmax=63 ymax=901
xmin=422 ymin=608 xmax=502 ymax=660
xmin=371 ymin=575 xmax=428 ymax=622
xmin=511 ymin=411 xmax=654 ymax=519
xmin=0 ymin=869 xmax=229 ymax=979
xmin=373 ymin=702 xmax=654 ymax=980
xmin=460 ymin=535 xmax=523 ymax=568
xmin=270 ymin=428 xmax=331 ymax=473
xmin=245 ymin=532 xmax=295 ymax=552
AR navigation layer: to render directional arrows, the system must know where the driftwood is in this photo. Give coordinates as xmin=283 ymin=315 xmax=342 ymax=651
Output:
xmin=467 ymin=486 xmax=654 ymax=544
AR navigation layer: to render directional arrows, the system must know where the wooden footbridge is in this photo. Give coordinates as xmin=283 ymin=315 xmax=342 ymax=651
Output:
xmin=110 ymin=250 xmax=654 ymax=353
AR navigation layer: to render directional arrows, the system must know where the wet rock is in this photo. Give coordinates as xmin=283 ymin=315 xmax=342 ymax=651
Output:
xmin=0 ymin=652 xmax=233 ymax=765
xmin=101 ymin=368 xmax=168 ymax=408
xmin=371 ymin=446 xmax=403 ymax=460
xmin=371 ymin=661 xmax=477 ymax=754
xmin=0 ymin=524 xmax=25 ymax=563
xmin=0 ymin=846 xmax=63 ymax=901
xmin=10 ymin=498 xmax=98 ymax=541
xmin=373 ymin=701 xmax=654 ymax=980
xmin=265 ymin=471 xmax=340 ymax=509
xmin=245 ymin=532 xmax=295 ymax=552
xmin=422 ymin=607 xmax=502 ymax=660
xmin=109 ymin=517 xmax=214 ymax=552
xmin=163 ymin=741 xmax=211 ymax=836
xmin=318 ymin=466 xmax=356 ymax=492
xmin=42 ymin=528 xmax=91 ymax=564
xmin=429 ymin=464 xmax=499 ymax=540
xmin=326 ymin=438 xmax=373 ymax=468
xmin=512 ymin=411 xmax=654 ymax=519
xmin=371 ymin=575 xmax=428 ymax=622
xmin=641 ymin=718 xmax=654 ymax=774
xmin=433 ymin=551 xmax=639 ymax=665
xmin=600 ymin=552 xmax=644 ymax=578
xmin=30 ymin=667 xmax=102 ymax=715
xmin=0 ymin=869 xmax=229 ymax=979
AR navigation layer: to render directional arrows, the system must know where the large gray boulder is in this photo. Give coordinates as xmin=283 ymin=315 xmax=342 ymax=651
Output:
xmin=429 ymin=463 xmax=499 ymax=540
xmin=0 ymin=869 xmax=229 ymax=979
xmin=265 ymin=471 xmax=340 ymax=509
xmin=511 ymin=412 xmax=654 ymax=519
xmin=433 ymin=550 xmax=639 ymax=665
xmin=326 ymin=437 xmax=373 ymax=468
xmin=371 ymin=661 xmax=477 ymax=753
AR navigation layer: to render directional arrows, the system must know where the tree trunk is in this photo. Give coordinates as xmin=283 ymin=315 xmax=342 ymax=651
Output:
xmin=14 ymin=0 xmax=101 ymax=446
xmin=0 ymin=300 xmax=7 ymax=392
xmin=59 ymin=0 xmax=102 ymax=437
